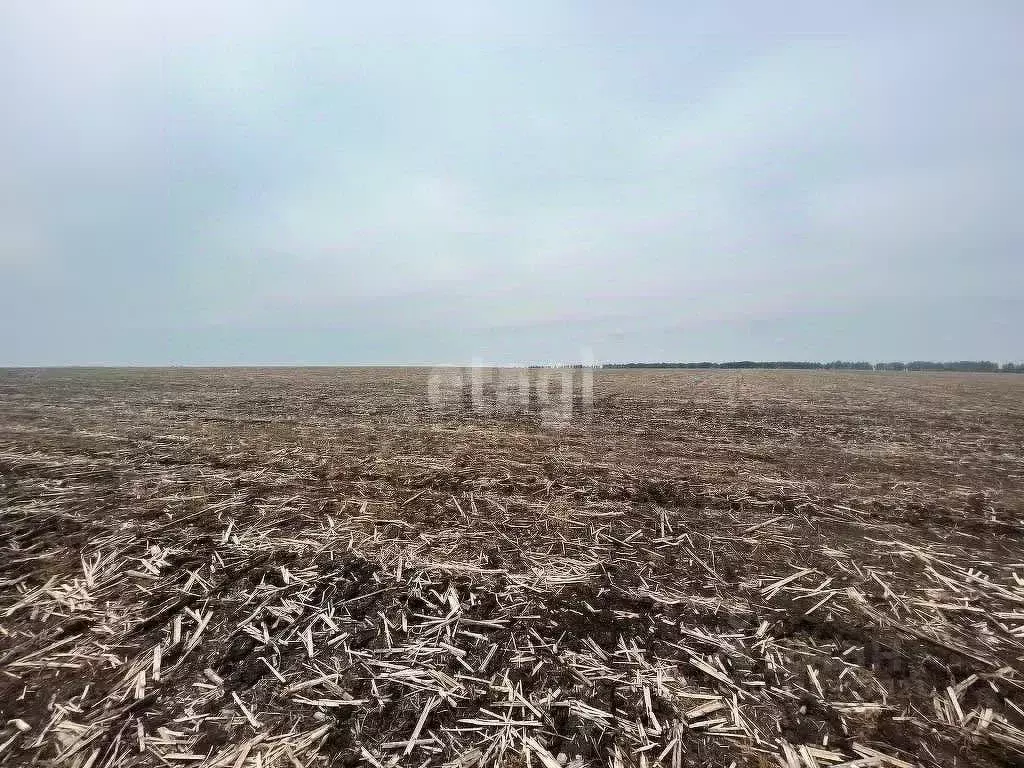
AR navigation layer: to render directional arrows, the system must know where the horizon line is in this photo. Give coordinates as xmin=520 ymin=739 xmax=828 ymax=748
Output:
xmin=1 ymin=359 xmax=1022 ymax=370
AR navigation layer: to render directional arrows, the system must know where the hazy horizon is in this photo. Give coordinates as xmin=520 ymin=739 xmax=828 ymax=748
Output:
xmin=0 ymin=359 xmax=1019 ymax=370
xmin=2 ymin=3 xmax=1022 ymax=366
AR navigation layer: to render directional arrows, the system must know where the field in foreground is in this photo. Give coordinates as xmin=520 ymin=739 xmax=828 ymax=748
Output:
xmin=1 ymin=367 xmax=1023 ymax=768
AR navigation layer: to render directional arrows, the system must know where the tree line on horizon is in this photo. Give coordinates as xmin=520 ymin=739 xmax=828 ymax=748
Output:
xmin=601 ymin=360 xmax=1023 ymax=372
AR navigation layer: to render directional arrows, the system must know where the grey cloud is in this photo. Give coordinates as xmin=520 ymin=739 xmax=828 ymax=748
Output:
xmin=1 ymin=2 xmax=1021 ymax=364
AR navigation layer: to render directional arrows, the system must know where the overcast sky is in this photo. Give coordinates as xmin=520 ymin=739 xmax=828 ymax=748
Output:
xmin=1 ymin=2 xmax=1021 ymax=365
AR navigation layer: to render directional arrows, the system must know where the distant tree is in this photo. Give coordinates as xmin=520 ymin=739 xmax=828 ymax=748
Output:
xmin=602 ymin=360 xmax=1015 ymax=372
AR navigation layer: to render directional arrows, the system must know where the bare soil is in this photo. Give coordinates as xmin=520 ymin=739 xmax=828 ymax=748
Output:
xmin=0 ymin=368 xmax=1022 ymax=768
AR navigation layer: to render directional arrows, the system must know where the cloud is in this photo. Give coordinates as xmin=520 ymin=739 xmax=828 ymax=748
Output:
xmin=0 ymin=2 xmax=1021 ymax=364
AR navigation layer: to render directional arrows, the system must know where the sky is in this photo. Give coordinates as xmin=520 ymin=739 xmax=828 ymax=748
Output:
xmin=1 ymin=2 xmax=1022 ymax=366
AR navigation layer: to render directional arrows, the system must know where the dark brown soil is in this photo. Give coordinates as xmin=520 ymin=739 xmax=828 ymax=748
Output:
xmin=1 ymin=367 xmax=1022 ymax=768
